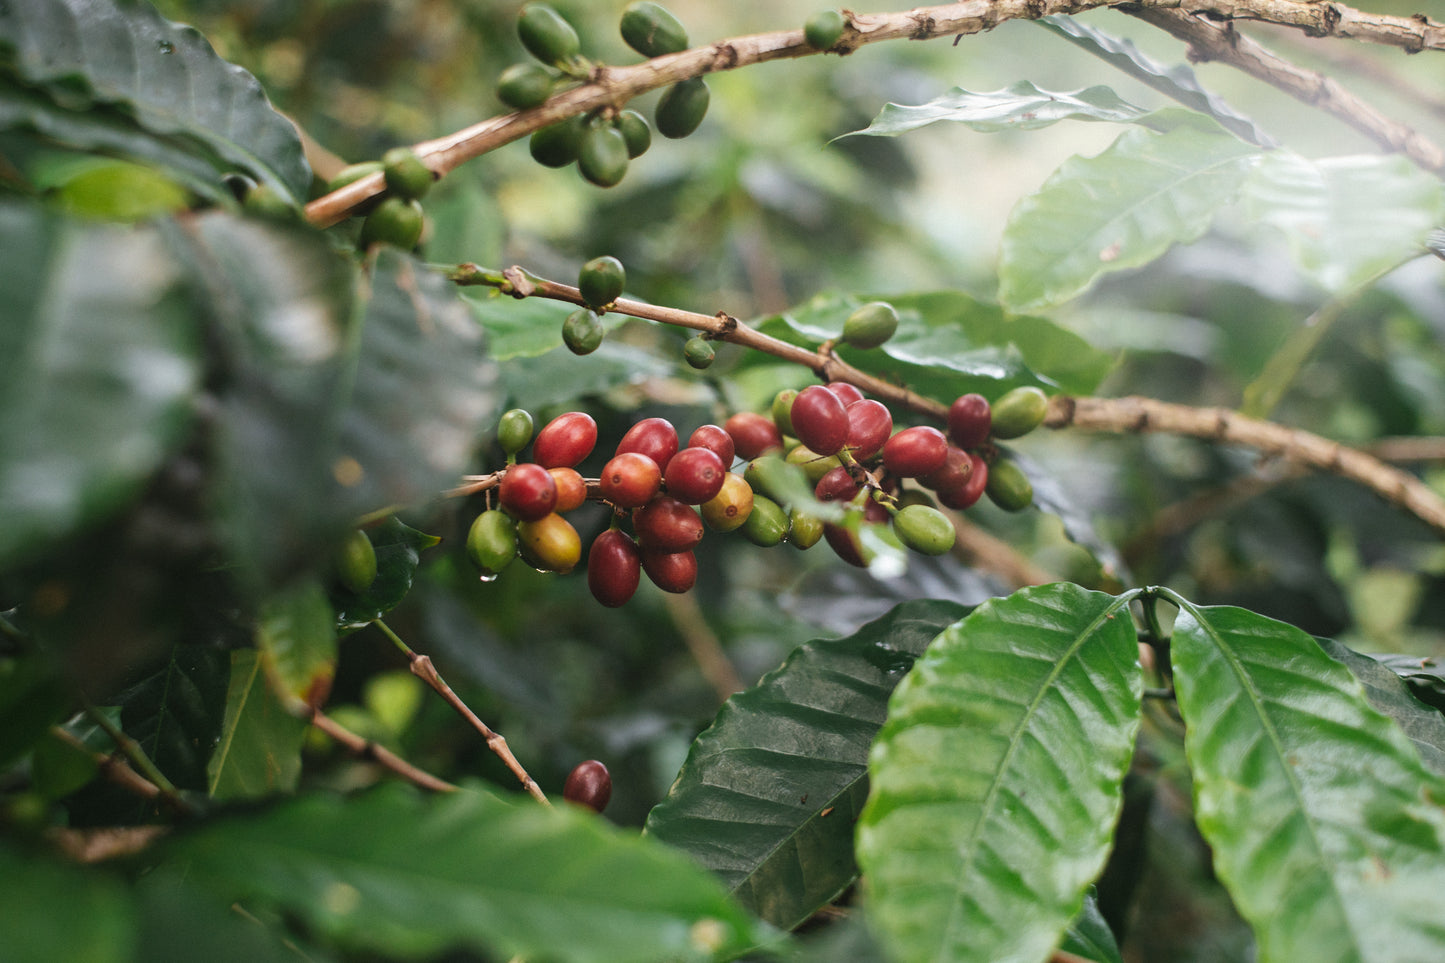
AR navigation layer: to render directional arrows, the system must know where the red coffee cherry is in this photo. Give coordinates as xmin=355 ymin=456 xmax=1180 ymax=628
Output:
xmin=825 ymin=382 xmax=865 ymax=406
xmin=687 ymin=424 xmax=735 ymax=467
xmin=790 ymin=385 xmax=849 ymax=457
xmin=634 ymin=495 xmax=704 ymax=552
xmin=844 ymin=399 xmax=892 ymax=461
xmin=534 ymin=411 xmax=598 ymax=469
xmin=882 ymin=426 xmax=949 ymax=478
xmin=919 ymin=446 xmax=973 ymax=493
xmin=724 ymin=411 xmax=784 ymax=460
xmin=947 ymin=393 xmax=992 ymax=450
xmin=616 ymin=417 xmax=679 ymax=473
xmin=937 ymin=452 xmax=988 ymax=510
xmin=822 ymin=499 xmax=889 ymax=568
xmin=587 ymin=529 xmax=641 ymax=608
xmin=598 ymin=452 xmax=662 ymax=508
xmin=563 ymin=759 xmax=612 ymax=812
xmin=642 ymin=548 xmax=698 ymax=593
xmin=815 ymin=464 xmax=862 ymax=502
xmin=549 ymin=467 xmax=588 ymax=513
xmin=499 ymin=463 xmax=558 ymax=521
xmin=664 ymin=446 xmax=727 ymax=504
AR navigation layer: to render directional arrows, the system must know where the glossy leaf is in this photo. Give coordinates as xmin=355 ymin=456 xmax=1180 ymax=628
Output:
xmin=0 ymin=0 xmax=310 ymax=201
xmin=167 ymin=782 xmax=773 ymax=962
xmin=256 ymin=579 xmax=336 ymax=709
xmin=1317 ymin=638 xmax=1445 ymax=777
xmin=1036 ymin=16 xmax=1274 ymax=147
xmin=0 ymin=200 xmax=201 ymax=571
xmin=1168 ymin=599 xmax=1445 ymax=963
xmin=0 ymin=843 xmax=135 ymax=963
xmin=999 ymin=122 xmax=1260 ymax=311
xmin=645 ymin=600 xmax=969 ymax=930
xmin=206 ymin=649 xmax=307 ymax=801
xmin=331 ymin=517 xmax=440 ymax=630
xmin=844 ymin=81 xmax=1148 ymax=138
xmin=1370 ymin=653 xmax=1445 ymax=714
xmin=113 ymin=642 xmax=230 ymax=791
xmin=858 ymin=584 xmax=1143 ymax=963
xmin=1060 ymin=891 xmax=1124 ymax=963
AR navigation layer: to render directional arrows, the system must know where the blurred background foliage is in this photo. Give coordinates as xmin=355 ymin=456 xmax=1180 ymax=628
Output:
xmin=12 ymin=2 xmax=1445 ymax=958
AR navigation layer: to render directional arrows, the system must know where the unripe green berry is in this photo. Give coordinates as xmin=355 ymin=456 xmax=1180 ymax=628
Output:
xmin=467 ymin=510 xmax=518 ymax=576
xmin=325 ymin=161 xmax=384 ymax=194
xmin=841 ymin=301 xmax=899 ymax=349
xmin=578 ymin=124 xmax=630 ymax=187
xmin=497 ymin=408 xmax=535 ymax=455
xmin=989 ymin=386 xmax=1049 ymax=440
xmin=771 ymin=388 xmax=799 ymax=438
xmin=655 ymin=77 xmax=709 ymax=139
xmin=563 ymin=309 xmax=605 ymax=355
xmin=984 ymin=457 xmax=1034 ymax=512
xmin=359 ymin=196 xmax=424 ymax=249
xmin=530 ymin=116 xmax=587 ymax=168
xmin=517 ymin=3 xmax=581 ymax=66
xmin=683 ymin=336 xmax=715 ymax=369
xmin=620 ymin=2 xmax=689 ymax=57
xmin=497 ymin=62 xmax=558 ymax=110
xmin=891 ymin=504 xmax=955 ymax=555
xmin=578 ymin=255 xmax=626 ymax=308
xmin=382 ymin=147 xmax=433 ymax=200
xmin=242 ymin=182 xmax=297 ymax=221
xmin=741 ymin=495 xmax=790 ymax=547
xmin=336 ymin=529 xmax=378 ymax=592
xmin=616 ymin=110 xmax=653 ymax=158
xmin=804 ymin=10 xmax=846 ymax=51
xmin=787 ymin=509 xmax=825 ymax=549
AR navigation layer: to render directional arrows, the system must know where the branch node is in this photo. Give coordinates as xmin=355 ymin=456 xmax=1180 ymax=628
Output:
xmin=502 ymin=266 xmax=536 ymax=298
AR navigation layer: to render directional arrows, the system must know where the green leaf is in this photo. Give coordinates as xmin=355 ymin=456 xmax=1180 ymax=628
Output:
xmin=1241 ymin=151 xmax=1445 ymax=293
xmin=113 ymin=641 xmax=230 ymax=791
xmin=1370 ymin=653 xmax=1445 ymax=713
xmin=0 ymin=200 xmax=202 ymax=571
xmin=1060 ymin=891 xmax=1124 ymax=963
xmin=167 ymin=782 xmax=774 ymax=962
xmin=1036 ymin=16 xmax=1274 ymax=147
xmin=207 ymin=649 xmax=307 ymax=801
xmin=843 ymin=81 xmax=1148 ymax=138
xmin=1168 ymin=598 xmax=1445 ymax=963
xmin=134 ymin=869 xmax=298 ymax=963
xmin=0 ymin=648 xmax=68 ymax=770
xmin=1317 ymin=638 xmax=1445 ymax=778
xmin=0 ymin=842 xmax=136 ymax=963
xmin=331 ymin=517 xmax=440 ymax=630
xmin=857 ymin=584 xmax=1143 ymax=963
xmin=465 ymin=291 xmax=578 ymax=360
xmin=256 ymin=579 xmax=337 ymax=709
xmin=645 ymin=599 xmax=969 ymax=930
xmin=0 ymin=0 xmax=310 ymax=201
xmin=40 ymin=155 xmax=192 ymax=221
xmin=998 ymin=123 xmax=1260 ymax=311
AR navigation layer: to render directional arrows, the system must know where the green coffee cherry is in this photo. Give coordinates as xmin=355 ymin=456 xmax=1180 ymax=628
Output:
xmin=242 ymin=182 xmax=297 ymax=221
xmin=985 ymin=457 xmax=1034 ymax=512
xmin=804 ymin=10 xmax=846 ymax=51
xmin=891 ymin=504 xmax=955 ymax=556
xmin=741 ymin=495 xmax=790 ymax=547
xmin=683 ymin=336 xmax=715 ymax=369
xmin=382 ymin=147 xmax=433 ymax=200
xmin=497 ymin=408 xmax=535 ymax=455
xmin=744 ymin=454 xmax=809 ymax=506
xmin=578 ymin=124 xmax=630 ymax=187
xmin=325 ymin=161 xmax=384 ymax=193
xmin=655 ymin=78 xmax=709 ymax=139
xmin=771 ymin=388 xmax=799 ymax=438
xmin=497 ymin=62 xmax=558 ymax=110
xmin=785 ymin=443 xmax=842 ymax=483
xmin=467 ymin=510 xmax=518 ymax=577
xmin=530 ymin=116 xmax=587 ymax=168
xmin=359 ymin=196 xmax=425 ymax=249
xmin=336 ymin=529 xmax=378 ymax=593
xmin=578 ymin=255 xmax=626 ymax=308
xmin=841 ymin=301 xmax=899 ymax=349
xmin=620 ymin=2 xmax=689 ymax=57
xmin=990 ymin=386 xmax=1049 ymax=440
xmin=787 ymin=510 xmax=825 ymax=550
xmin=517 ymin=3 xmax=581 ymax=66
xmin=616 ymin=110 xmax=653 ymax=158
xmin=563 ymin=309 xmax=605 ymax=355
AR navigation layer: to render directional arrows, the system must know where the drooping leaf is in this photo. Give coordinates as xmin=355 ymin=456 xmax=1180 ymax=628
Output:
xmin=1316 ymin=638 xmax=1445 ymax=777
xmin=0 ymin=200 xmax=201 ymax=571
xmin=999 ymin=121 xmax=1260 ymax=311
xmin=206 ymin=649 xmax=307 ymax=801
xmin=843 ymin=81 xmax=1148 ymax=138
xmin=645 ymin=600 xmax=969 ymax=930
xmin=858 ymin=584 xmax=1143 ymax=963
xmin=1240 ymin=151 xmax=1445 ymax=294
xmin=1168 ymin=598 xmax=1445 ymax=963
xmin=113 ymin=641 xmax=230 ymax=791
xmin=0 ymin=842 xmax=135 ymax=963
xmin=256 ymin=579 xmax=337 ymax=709
xmin=167 ymin=782 xmax=774 ymax=963
xmin=331 ymin=517 xmax=440 ymax=630
xmin=0 ymin=0 xmax=310 ymax=201
xmin=1036 ymin=16 xmax=1275 ymax=147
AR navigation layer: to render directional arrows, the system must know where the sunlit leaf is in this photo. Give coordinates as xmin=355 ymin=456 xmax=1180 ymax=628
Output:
xmin=843 ymin=82 xmax=1148 ymax=138
xmin=858 ymin=584 xmax=1143 ymax=963
xmin=646 ymin=600 xmax=968 ymax=930
xmin=1317 ymin=638 xmax=1445 ymax=777
xmin=206 ymin=649 xmax=307 ymax=801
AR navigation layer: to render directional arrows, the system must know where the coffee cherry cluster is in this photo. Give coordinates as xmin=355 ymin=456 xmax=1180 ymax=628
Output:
xmin=324 ymin=146 xmax=435 ymax=251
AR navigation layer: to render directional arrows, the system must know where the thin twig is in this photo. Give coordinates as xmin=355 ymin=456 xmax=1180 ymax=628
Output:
xmin=48 ymin=727 xmax=188 ymax=815
xmin=308 ymin=708 xmax=457 ymax=793
xmin=373 ymin=619 xmax=550 ymax=805
xmin=662 ymin=592 xmax=744 ymax=702
xmin=78 ymin=700 xmax=193 ymax=815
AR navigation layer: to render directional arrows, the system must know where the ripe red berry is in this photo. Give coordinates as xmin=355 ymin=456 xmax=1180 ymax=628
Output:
xmin=687 ymin=424 xmax=735 ymax=467
xmin=790 ymin=385 xmax=849 ymax=457
xmin=844 ymin=399 xmax=892 ymax=460
xmin=642 ymin=548 xmax=698 ymax=593
xmin=498 ymin=463 xmax=558 ymax=521
xmin=616 ymin=417 xmax=679 ymax=472
xmin=919 ymin=446 xmax=973 ymax=493
xmin=587 ymin=529 xmax=641 ymax=608
xmin=634 ymin=495 xmax=704 ymax=552
xmin=947 ymin=393 xmax=992 ymax=450
xmin=533 ymin=411 xmax=598 ymax=469
xmin=664 ymin=446 xmax=727 ymax=504
xmin=724 ymin=412 xmax=783 ymax=460
xmin=822 ymin=500 xmax=889 ymax=568
xmin=882 ymin=426 xmax=949 ymax=478
xmin=825 ymin=382 xmax=865 ymax=407
xmin=598 ymin=452 xmax=662 ymax=508
xmin=815 ymin=464 xmax=862 ymax=502
xmin=937 ymin=452 xmax=988 ymax=510
xmin=563 ymin=759 xmax=612 ymax=812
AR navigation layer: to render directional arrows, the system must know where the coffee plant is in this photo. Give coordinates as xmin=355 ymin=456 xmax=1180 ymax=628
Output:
xmin=5 ymin=0 xmax=1445 ymax=960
